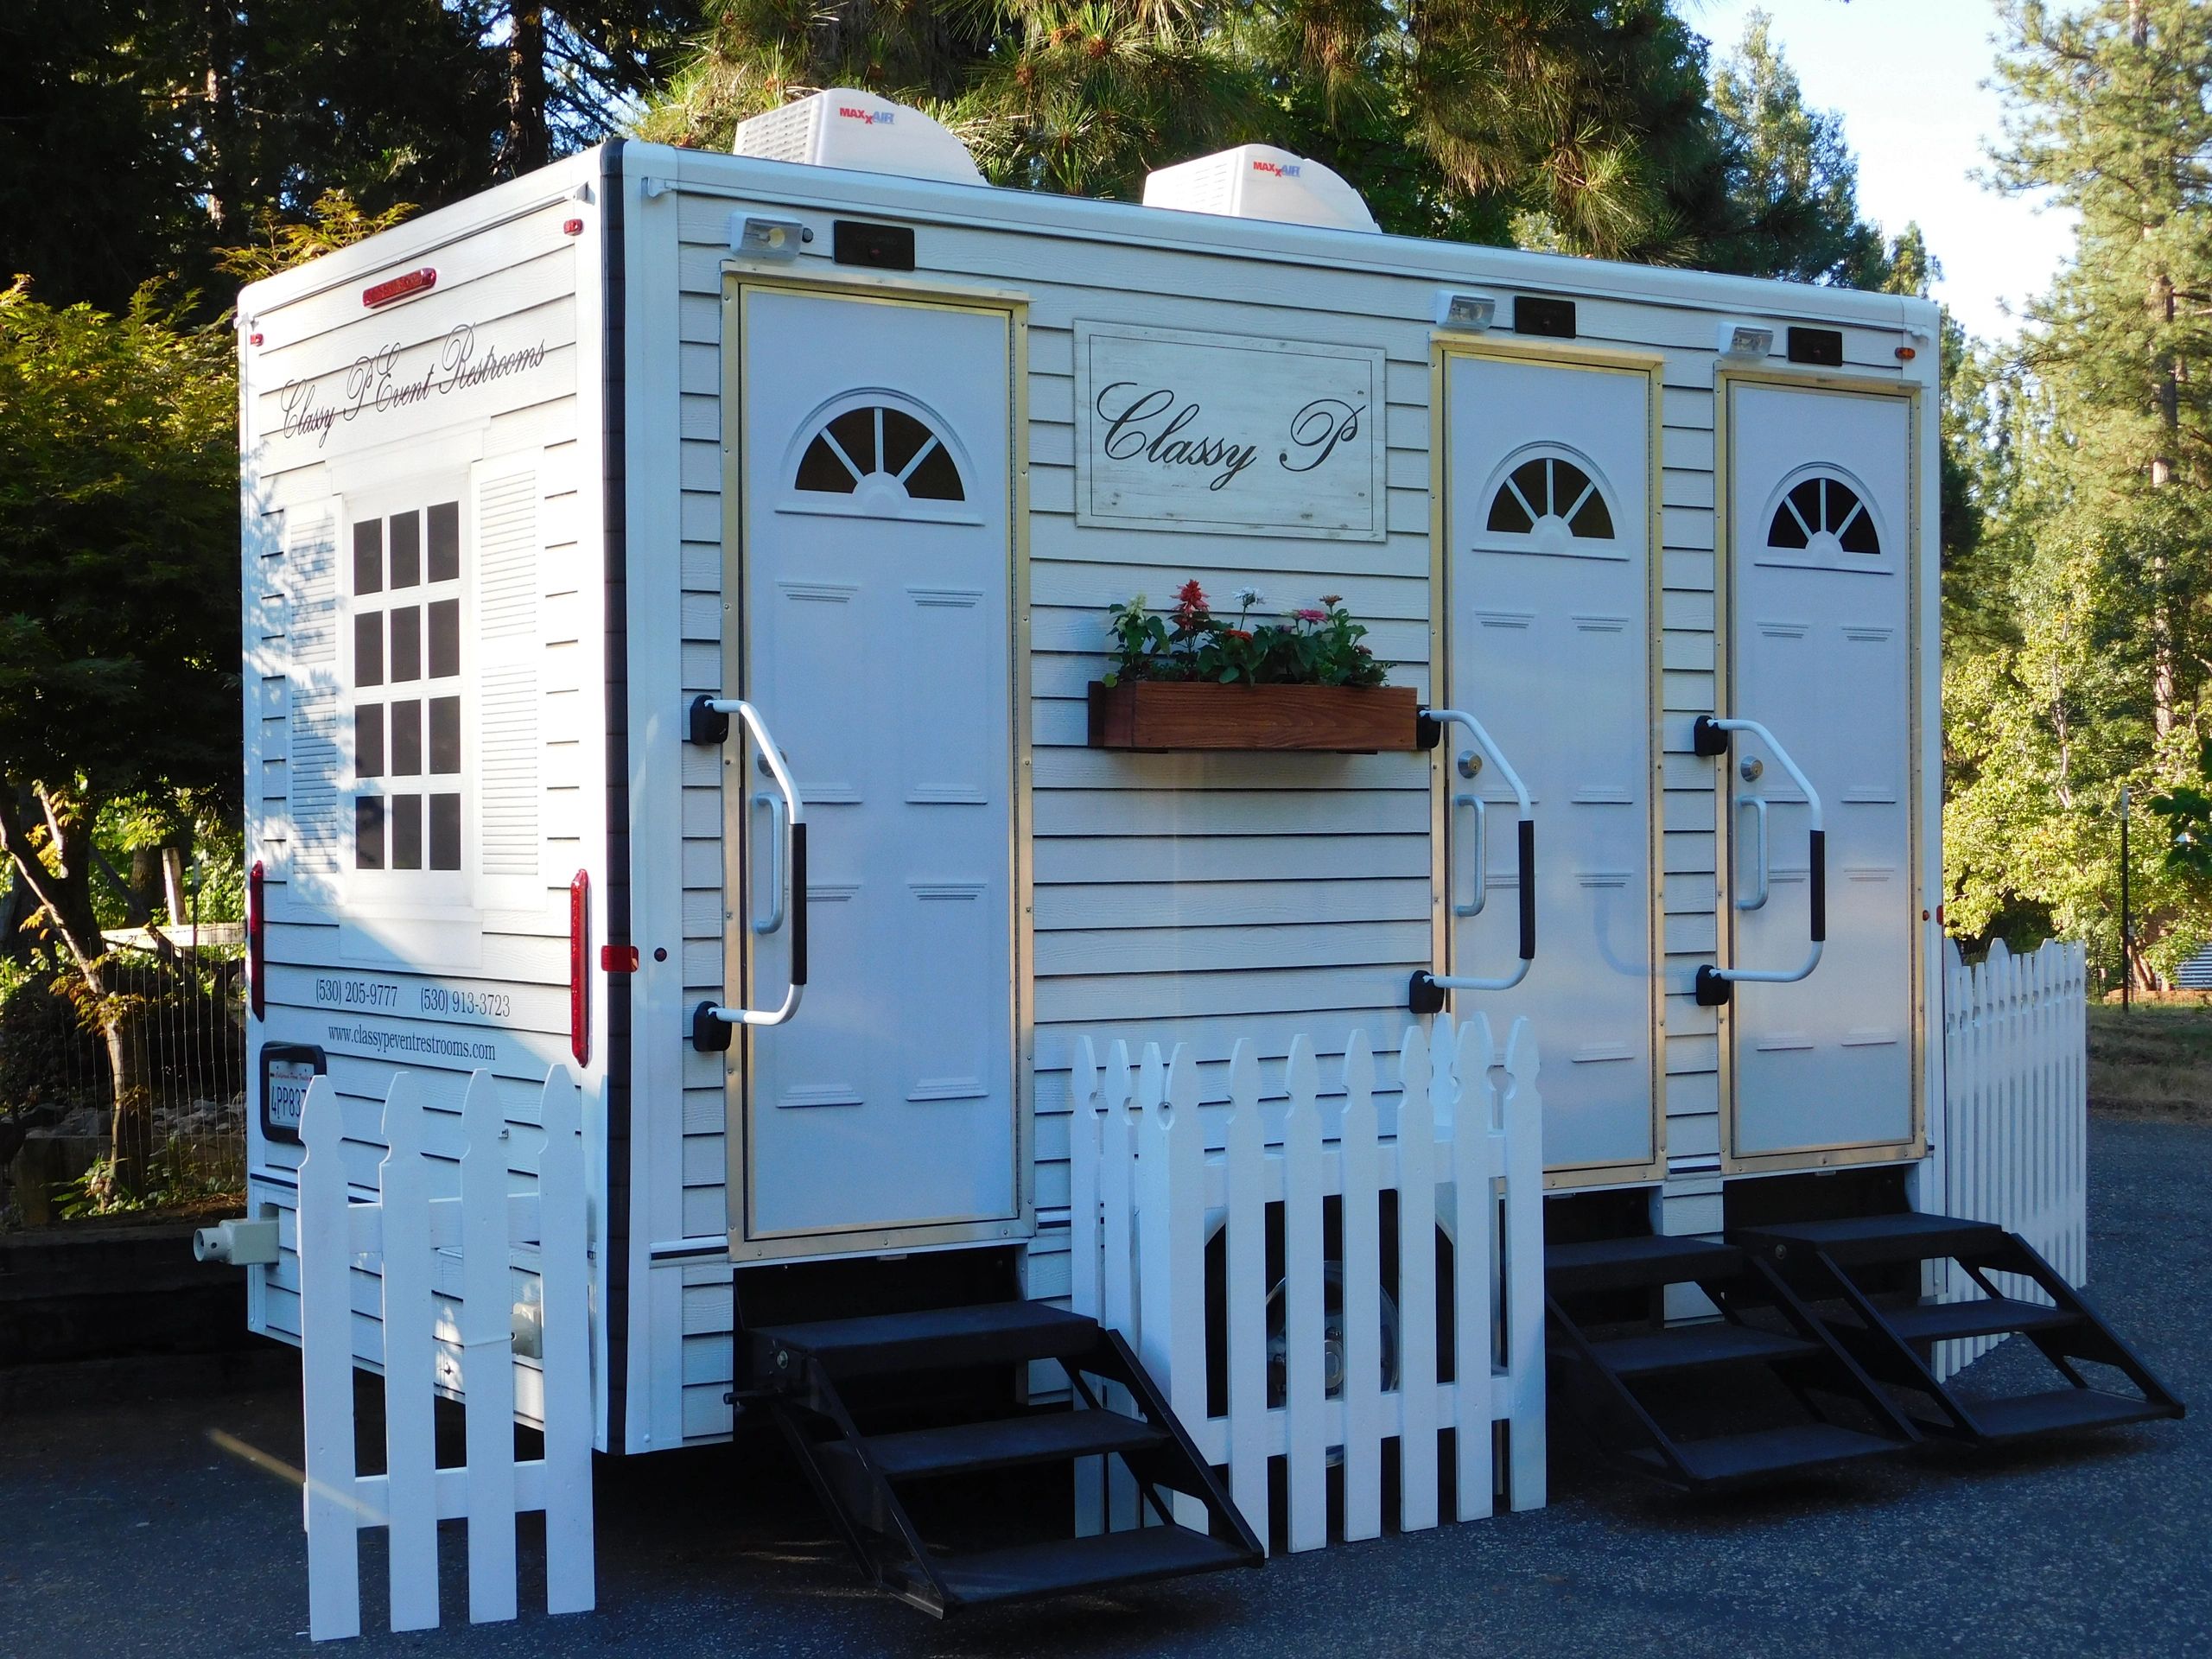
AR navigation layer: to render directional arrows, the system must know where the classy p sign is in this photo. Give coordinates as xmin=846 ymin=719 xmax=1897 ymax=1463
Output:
xmin=1074 ymin=322 xmax=1387 ymax=542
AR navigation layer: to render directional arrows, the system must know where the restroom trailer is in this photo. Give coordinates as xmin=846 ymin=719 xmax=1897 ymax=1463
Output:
xmin=237 ymin=100 xmax=2012 ymax=1536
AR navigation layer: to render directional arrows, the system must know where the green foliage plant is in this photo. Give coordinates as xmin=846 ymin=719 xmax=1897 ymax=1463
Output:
xmin=1102 ymin=579 xmax=1387 ymax=688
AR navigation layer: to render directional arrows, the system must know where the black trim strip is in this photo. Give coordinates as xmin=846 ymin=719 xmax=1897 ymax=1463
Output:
xmin=598 ymin=137 xmax=634 ymax=1452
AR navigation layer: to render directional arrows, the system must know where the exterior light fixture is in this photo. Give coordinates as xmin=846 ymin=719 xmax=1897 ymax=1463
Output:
xmin=1435 ymin=291 xmax=1497 ymax=331
xmin=731 ymin=214 xmax=812 ymax=261
xmin=1718 ymin=321 xmax=1775 ymax=360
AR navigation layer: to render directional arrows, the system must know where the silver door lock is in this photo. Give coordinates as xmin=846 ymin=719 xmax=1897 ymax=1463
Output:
xmin=1739 ymin=757 xmax=1764 ymax=782
xmin=1457 ymin=750 xmax=1483 ymax=779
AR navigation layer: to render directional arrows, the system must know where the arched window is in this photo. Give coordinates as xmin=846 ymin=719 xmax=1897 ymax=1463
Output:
xmin=1768 ymin=474 xmax=1878 ymax=555
xmin=1485 ymin=454 xmax=1615 ymax=541
xmin=794 ymin=403 xmax=965 ymax=503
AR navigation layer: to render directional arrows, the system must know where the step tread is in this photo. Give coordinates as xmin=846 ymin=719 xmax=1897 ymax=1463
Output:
xmin=1881 ymin=1296 xmax=2077 ymax=1344
xmin=853 ymin=1409 xmax=1167 ymax=1481
xmin=1738 ymin=1211 xmax=2005 ymax=1266
xmin=1967 ymin=1388 xmax=2174 ymax=1441
xmin=1580 ymin=1322 xmax=1822 ymax=1377
xmin=924 ymin=1524 xmax=1255 ymax=1610
xmin=1634 ymin=1422 xmax=1901 ymax=1485
xmin=1547 ymin=1235 xmax=1745 ymax=1294
xmin=753 ymin=1301 xmax=1100 ymax=1377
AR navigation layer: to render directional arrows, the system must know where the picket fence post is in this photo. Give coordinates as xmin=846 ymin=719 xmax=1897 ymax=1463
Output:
xmin=295 ymin=1065 xmax=597 ymax=1641
xmin=1338 ymin=1033 xmax=1382 ymax=1543
xmin=1223 ymin=1040 xmax=1269 ymax=1541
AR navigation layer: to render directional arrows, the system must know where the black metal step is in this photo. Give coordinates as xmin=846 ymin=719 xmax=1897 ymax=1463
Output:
xmin=918 ymin=1524 xmax=1255 ymax=1612
xmin=1879 ymin=1296 xmax=2078 ymax=1346
xmin=852 ymin=1408 xmax=1168 ymax=1481
xmin=1738 ymin=1211 xmax=2006 ymax=1268
xmin=753 ymin=1301 xmax=1101 ymax=1381
xmin=1579 ymin=1321 xmax=1823 ymax=1377
xmin=1632 ymin=1421 xmax=1901 ymax=1487
xmin=1966 ymin=1388 xmax=2178 ymax=1441
xmin=1546 ymin=1234 xmax=1745 ymax=1295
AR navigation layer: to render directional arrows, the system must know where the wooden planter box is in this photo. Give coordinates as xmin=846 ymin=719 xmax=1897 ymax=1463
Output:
xmin=1087 ymin=681 xmax=1422 ymax=753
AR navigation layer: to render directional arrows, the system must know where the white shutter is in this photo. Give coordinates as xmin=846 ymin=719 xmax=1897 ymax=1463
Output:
xmin=284 ymin=499 xmax=344 ymax=895
xmin=472 ymin=463 xmax=542 ymax=909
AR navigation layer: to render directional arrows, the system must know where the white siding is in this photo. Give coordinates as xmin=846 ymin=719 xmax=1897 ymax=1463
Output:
xmin=620 ymin=148 xmax=1930 ymax=1444
xmin=238 ymin=160 xmax=607 ymax=1408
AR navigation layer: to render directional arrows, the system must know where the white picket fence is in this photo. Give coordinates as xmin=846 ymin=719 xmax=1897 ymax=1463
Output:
xmin=1070 ymin=1015 xmax=1545 ymax=1555
xmin=296 ymin=1067 xmax=595 ymax=1642
xmin=1934 ymin=938 xmax=2088 ymax=1377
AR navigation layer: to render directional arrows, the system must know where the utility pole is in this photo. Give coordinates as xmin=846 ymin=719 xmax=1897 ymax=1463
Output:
xmin=2120 ymin=787 xmax=2132 ymax=1013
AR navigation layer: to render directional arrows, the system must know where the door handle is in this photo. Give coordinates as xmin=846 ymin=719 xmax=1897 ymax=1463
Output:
xmin=685 ymin=695 xmax=809 ymax=1048
xmin=1410 ymin=707 xmax=1535 ymax=1012
xmin=1734 ymin=795 xmax=1770 ymax=912
xmin=751 ymin=793 xmax=787 ymax=934
xmin=1453 ymin=794 xmax=1488 ymax=918
xmin=1694 ymin=715 xmax=1823 ymax=1006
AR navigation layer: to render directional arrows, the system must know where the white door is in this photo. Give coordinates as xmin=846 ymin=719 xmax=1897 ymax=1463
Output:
xmin=731 ymin=285 xmax=1019 ymax=1249
xmin=1724 ymin=381 xmax=1916 ymax=1164
xmin=1445 ymin=351 xmax=1658 ymax=1180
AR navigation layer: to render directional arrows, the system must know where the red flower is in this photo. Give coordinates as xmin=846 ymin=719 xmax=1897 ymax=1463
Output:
xmin=1175 ymin=578 xmax=1207 ymax=609
xmin=1224 ymin=628 xmax=1253 ymax=641
xmin=1295 ymin=607 xmax=1327 ymax=622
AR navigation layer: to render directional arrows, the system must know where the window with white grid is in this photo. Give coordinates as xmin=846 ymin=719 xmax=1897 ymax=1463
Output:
xmin=350 ymin=501 xmax=463 ymax=874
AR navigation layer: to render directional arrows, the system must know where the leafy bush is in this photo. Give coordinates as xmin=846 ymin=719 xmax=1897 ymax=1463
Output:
xmin=0 ymin=965 xmax=102 ymax=1114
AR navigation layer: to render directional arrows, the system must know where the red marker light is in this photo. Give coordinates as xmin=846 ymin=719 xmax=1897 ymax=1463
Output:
xmin=569 ymin=871 xmax=591 ymax=1066
xmin=247 ymin=861 xmax=265 ymax=1020
xmin=1895 ymin=345 xmax=1917 ymax=361
xmin=249 ymin=332 xmax=264 ymax=346
xmin=363 ymin=268 xmax=436 ymax=308
xmin=563 ymin=218 xmax=585 ymax=236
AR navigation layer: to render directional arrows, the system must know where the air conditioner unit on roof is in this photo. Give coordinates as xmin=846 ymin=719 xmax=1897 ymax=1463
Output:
xmin=734 ymin=89 xmax=986 ymax=188
xmin=1143 ymin=145 xmax=1378 ymax=233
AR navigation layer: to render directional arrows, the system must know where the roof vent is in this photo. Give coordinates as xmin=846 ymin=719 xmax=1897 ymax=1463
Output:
xmin=1142 ymin=145 xmax=1378 ymax=234
xmin=734 ymin=89 xmax=985 ymax=188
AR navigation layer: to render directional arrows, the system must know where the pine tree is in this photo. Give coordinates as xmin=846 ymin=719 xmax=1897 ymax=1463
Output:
xmin=1946 ymin=0 xmax=2212 ymax=984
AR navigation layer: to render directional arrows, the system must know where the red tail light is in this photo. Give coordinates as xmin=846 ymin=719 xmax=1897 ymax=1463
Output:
xmin=363 ymin=268 xmax=436 ymax=307
xmin=247 ymin=861 xmax=265 ymax=1020
xmin=569 ymin=871 xmax=590 ymax=1066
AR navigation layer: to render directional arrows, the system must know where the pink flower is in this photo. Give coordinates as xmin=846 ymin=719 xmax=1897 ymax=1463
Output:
xmin=1295 ymin=607 xmax=1326 ymax=622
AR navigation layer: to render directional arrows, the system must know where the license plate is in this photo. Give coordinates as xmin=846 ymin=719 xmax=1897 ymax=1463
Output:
xmin=267 ymin=1059 xmax=315 ymax=1135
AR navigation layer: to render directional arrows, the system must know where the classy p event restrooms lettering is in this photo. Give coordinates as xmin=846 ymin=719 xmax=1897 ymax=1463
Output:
xmin=1074 ymin=322 xmax=1387 ymax=541
xmin=276 ymin=321 xmax=553 ymax=448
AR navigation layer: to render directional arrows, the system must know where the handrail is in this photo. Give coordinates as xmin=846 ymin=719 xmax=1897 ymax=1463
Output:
xmin=1694 ymin=715 xmax=1823 ymax=1006
xmin=1409 ymin=707 xmax=1536 ymax=1012
xmin=686 ymin=695 xmax=807 ymax=1048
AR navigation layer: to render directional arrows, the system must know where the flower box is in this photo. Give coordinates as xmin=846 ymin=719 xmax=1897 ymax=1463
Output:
xmin=1086 ymin=681 xmax=1424 ymax=753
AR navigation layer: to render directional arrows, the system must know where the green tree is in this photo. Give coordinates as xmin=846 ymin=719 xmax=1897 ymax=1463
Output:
xmin=639 ymin=0 xmax=1901 ymax=276
xmin=1946 ymin=0 xmax=2212 ymax=985
xmin=0 ymin=282 xmax=238 ymax=1197
xmin=1703 ymin=10 xmax=1887 ymax=284
xmin=456 ymin=4 xmax=706 ymax=175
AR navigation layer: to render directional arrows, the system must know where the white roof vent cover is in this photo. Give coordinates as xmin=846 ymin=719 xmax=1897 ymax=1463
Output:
xmin=1143 ymin=145 xmax=1378 ymax=233
xmin=734 ymin=89 xmax=985 ymax=187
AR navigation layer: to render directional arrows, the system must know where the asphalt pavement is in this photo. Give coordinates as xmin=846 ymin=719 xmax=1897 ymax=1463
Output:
xmin=4 ymin=1116 xmax=2205 ymax=1659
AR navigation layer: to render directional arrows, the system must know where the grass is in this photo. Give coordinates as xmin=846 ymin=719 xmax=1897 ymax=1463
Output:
xmin=2088 ymin=1002 xmax=2212 ymax=1117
